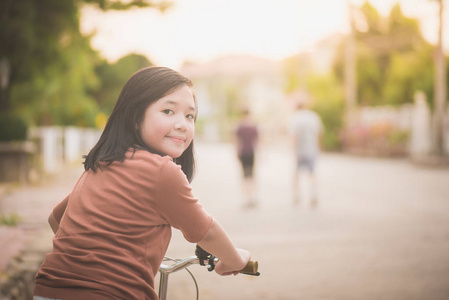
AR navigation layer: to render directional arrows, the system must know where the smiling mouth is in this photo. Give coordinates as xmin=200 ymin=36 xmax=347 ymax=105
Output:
xmin=167 ymin=136 xmax=185 ymax=143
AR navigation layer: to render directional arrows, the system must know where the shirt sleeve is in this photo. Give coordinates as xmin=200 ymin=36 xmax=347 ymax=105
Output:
xmin=53 ymin=194 xmax=70 ymax=224
xmin=155 ymin=159 xmax=213 ymax=243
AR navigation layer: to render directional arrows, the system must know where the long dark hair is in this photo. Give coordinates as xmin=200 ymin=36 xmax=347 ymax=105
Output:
xmin=84 ymin=66 xmax=197 ymax=182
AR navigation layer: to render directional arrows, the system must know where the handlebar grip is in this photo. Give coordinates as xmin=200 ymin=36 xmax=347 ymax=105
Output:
xmin=240 ymin=260 xmax=260 ymax=276
xmin=196 ymin=245 xmax=260 ymax=276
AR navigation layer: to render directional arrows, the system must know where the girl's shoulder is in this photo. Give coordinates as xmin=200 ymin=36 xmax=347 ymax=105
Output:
xmin=126 ymin=148 xmax=170 ymax=163
xmin=124 ymin=148 xmax=179 ymax=172
xmin=125 ymin=149 xmax=188 ymax=184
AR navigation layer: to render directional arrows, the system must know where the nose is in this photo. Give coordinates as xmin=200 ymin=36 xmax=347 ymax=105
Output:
xmin=174 ymin=115 xmax=187 ymax=131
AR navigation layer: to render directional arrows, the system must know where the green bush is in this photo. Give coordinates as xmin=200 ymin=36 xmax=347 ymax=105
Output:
xmin=0 ymin=213 xmax=21 ymax=226
xmin=306 ymin=73 xmax=345 ymax=151
xmin=0 ymin=113 xmax=28 ymax=141
xmin=388 ymin=129 xmax=409 ymax=145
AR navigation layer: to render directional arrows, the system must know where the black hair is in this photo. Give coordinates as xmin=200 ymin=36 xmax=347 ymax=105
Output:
xmin=83 ymin=66 xmax=197 ymax=182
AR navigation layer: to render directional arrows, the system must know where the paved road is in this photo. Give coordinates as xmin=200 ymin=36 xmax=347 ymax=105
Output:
xmin=1 ymin=142 xmax=448 ymax=299
xmin=162 ymin=143 xmax=449 ymax=300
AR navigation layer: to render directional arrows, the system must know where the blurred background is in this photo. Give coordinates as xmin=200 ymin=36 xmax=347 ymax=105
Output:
xmin=0 ymin=0 xmax=448 ymax=299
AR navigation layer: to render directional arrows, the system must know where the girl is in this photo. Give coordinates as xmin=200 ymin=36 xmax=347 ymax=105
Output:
xmin=33 ymin=66 xmax=250 ymax=300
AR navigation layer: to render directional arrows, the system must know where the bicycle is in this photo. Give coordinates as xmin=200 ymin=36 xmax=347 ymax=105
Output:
xmin=158 ymin=245 xmax=260 ymax=300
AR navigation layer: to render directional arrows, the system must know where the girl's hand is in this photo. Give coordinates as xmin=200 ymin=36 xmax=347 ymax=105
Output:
xmin=214 ymin=248 xmax=250 ymax=276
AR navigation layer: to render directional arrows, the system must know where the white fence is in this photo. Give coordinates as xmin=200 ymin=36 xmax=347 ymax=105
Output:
xmin=29 ymin=126 xmax=102 ymax=174
xmin=25 ymin=98 xmax=449 ymax=175
xmin=355 ymin=91 xmax=449 ymax=158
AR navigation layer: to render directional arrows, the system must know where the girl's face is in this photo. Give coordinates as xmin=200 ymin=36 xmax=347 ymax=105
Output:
xmin=139 ymin=85 xmax=196 ymax=158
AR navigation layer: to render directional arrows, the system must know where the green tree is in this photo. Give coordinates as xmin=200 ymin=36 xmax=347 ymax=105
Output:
xmin=92 ymin=53 xmax=153 ymax=115
xmin=333 ymin=1 xmax=434 ymax=107
xmin=383 ymin=44 xmax=434 ymax=106
xmin=381 ymin=4 xmax=434 ymax=106
xmin=355 ymin=44 xmax=383 ymax=106
xmin=11 ymin=31 xmax=101 ymax=126
xmin=1 ymin=0 xmax=169 ymax=127
xmin=0 ymin=0 xmax=80 ymax=112
xmin=307 ymin=73 xmax=345 ymax=150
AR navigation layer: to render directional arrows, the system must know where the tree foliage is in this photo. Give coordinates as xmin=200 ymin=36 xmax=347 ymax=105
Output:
xmin=0 ymin=0 xmax=167 ymax=128
xmin=383 ymin=44 xmax=435 ymax=106
xmin=283 ymin=1 xmax=440 ymax=149
xmin=307 ymin=74 xmax=345 ymax=150
xmin=0 ymin=0 xmax=79 ymax=111
xmin=11 ymin=31 xmax=101 ymax=126
xmin=84 ymin=0 xmax=171 ymax=11
xmin=92 ymin=53 xmax=153 ymax=115
xmin=333 ymin=1 xmax=435 ymax=107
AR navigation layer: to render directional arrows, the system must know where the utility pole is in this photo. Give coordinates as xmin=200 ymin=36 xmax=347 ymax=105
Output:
xmin=345 ymin=0 xmax=357 ymax=125
xmin=0 ymin=57 xmax=10 ymax=112
xmin=433 ymin=0 xmax=447 ymax=156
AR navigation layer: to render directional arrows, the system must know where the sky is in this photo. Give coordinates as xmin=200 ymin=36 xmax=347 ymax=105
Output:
xmin=80 ymin=0 xmax=448 ymax=70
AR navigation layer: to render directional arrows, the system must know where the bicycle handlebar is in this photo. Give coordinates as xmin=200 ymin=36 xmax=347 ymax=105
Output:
xmin=159 ymin=245 xmax=260 ymax=276
xmin=158 ymin=246 xmax=259 ymax=300
xmin=240 ymin=260 xmax=259 ymax=276
xmin=195 ymin=245 xmax=260 ymax=276
xmin=160 ymin=256 xmax=205 ymax=274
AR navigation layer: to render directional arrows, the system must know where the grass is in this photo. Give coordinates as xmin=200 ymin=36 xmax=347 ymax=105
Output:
xmin=0 ymin=214 xmax=21 ymax=226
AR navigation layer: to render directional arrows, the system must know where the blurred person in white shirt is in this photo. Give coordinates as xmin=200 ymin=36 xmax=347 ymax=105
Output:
xmin=290 ymin=101 xmax=323 ymax=207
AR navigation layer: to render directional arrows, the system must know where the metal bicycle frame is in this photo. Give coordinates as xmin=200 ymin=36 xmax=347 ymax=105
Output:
xmin=158 ymin=256 xmax=204 ymax=300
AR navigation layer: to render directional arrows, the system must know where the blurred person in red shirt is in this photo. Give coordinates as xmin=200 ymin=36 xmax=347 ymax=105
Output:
xmin=234 ymin=108 xmax=259 ymax=209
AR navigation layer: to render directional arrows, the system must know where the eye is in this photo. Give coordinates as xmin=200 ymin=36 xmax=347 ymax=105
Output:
xmin=186 ymin=114 xmax=195 ymax=120
xmin=162 ymin=109 xmax=174 ymax=115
